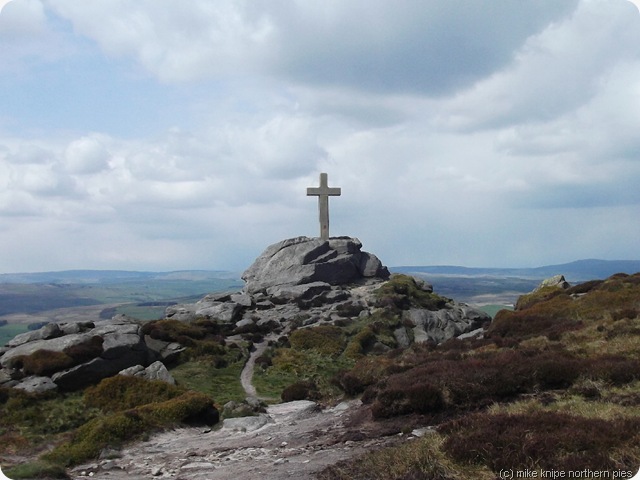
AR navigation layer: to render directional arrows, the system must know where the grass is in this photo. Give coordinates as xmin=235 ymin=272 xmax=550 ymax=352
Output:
xmin=317 ymin=432 xmax=494 ymax=480
xmin=4 ymin=460 xmax=70 ymax=479
xmin=170 ymin=355 xmax=247 ymax=406
xmin=43 ymin=390 xmax=217 ymax=467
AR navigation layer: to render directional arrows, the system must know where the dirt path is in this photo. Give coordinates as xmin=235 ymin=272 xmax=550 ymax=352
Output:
xmin=240 ymin=338 xmax=271 ymax=399
xmin=69 ymin=400 xmax=411 ymax=480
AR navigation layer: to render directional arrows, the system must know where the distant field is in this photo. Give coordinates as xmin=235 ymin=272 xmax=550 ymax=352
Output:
xmin=0 ymin=324 xmax=29 ymax=346
xmin=0 ymin=277 xmax=243 ymax=317
xmin=477 ymin=304 xmax=513 ymax=318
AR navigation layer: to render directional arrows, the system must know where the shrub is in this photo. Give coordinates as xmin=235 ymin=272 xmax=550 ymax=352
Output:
xmin=141 ymin=319 xmax=206 ymax=343
xmin=487 ymin=303 xmax=582 ymax=341
xmin=343 ymin=327 xmax=376 ymax=359
xmin=84 ymin=375 xmax=185 ymax=412
xmin=336 ymin=302 xmax=365 ymax=318
xmin=440 ymin=412 xmax=640 ymax=471
xmin=45 ymin=391 xmax=217 ymax=467
xmin=4 ymin=460 xmax=70 ymax=479
xmin=289 ymin=325 xmax=345 ymax=357
xmin=586 ymin=355 xmax=640 ymax=386
xmin=371 ymin=382 xmax=444 ymax=419
xmin=375 ymin=274 xmax=450 ymax=311
xmin=63 ymin=336 xmax=104 ymax=363
xmin=515 ymin=286 xmax=567 ymax=310
xmin=12 ymin=350 xmax=74 ymax=376
xmin=281 ymin=380 xmax=320 ymax=402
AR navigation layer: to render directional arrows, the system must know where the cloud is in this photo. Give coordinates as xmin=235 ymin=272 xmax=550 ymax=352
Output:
xmin=440 ymin=0 xmax=640 ymax=130
xmin=45 ymin=0 xmax=578 ymax=94
xmin=1 ymin=0 xmax=640 ymax=273
xmin=64 ymin=134 xmax=111 ymax=174
xmin=45 ymin=0 xmax=275 ymax=82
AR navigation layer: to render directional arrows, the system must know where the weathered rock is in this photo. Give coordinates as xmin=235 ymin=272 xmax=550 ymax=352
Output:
xmin=6 ymin=323 xmax=62 ymax=347
xmin=241 ymin=236 xmax=389 ymax=294
xmin=404 ymin=304 xmax=490 ymax=344
xmin=534 ymin=274 xmax=570 ymax=292
xmin=195 ymin=301 xmax=242 ymax=322
xmin=59 ymin=321 xmax=95 ymax=335
xmin=222 ymin=414 xmax=272 ymax=432
xmin=1 ymin=317 xmax=153 ymax=391
xmin=359 ymin=252 xmax=389 ymax=278
xmin=266 ymin=282 xmax=331 ymax=304
xmin=1 ymin=332 xmax=92 ymax=368
xmin=165 ymin=304 xmax=197 ymax=322
xmin=120 ymin=361 xmax=176 ymax=385
xmin=144 ymin=336 xmax=185 ymax=364
xmin=230 ymin=293 xmax=253 ymax=308
xmin=14 ymin=375 xmax=58 ymax=394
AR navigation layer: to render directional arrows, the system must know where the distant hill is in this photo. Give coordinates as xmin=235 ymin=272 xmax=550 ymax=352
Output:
xmin=392 ymin=259 xmax=640 ymax=282
xmin=0 ymin=270 xmax=243 ymax=317
xmin=0 ymin=269 xmax=241 ymax=284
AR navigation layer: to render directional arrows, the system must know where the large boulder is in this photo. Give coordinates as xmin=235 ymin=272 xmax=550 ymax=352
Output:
xmin=241 ymin=236 xmax=390 ymax=294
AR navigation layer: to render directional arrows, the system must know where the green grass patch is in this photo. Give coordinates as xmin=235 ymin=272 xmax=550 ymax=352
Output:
xmin=112 ymin=303 xmax=167 ymax=321
xmin=4 ymin=460 xmax=70 ymax=479
xmin=43 ymin=390 xmax=216 ymax=467
xmin=0 ymin=323 xmax=30 ymax=346
xmin=170 ymin=356 xmax=247 ymax=406
xmin=477 ymin=304 xmax=513 ymax=318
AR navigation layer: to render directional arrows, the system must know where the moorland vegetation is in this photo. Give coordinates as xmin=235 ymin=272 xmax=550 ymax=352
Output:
xmin=1 ymin=273 xmax=640 ymax=478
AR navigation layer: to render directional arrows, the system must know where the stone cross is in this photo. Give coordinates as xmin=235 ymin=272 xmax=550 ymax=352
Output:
xmin=306 ymin=173 xmax=341 ymax=240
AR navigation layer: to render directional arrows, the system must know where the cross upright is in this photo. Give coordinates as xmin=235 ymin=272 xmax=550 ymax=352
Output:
xmin=306 ymin=173 xmax=341 ymax=240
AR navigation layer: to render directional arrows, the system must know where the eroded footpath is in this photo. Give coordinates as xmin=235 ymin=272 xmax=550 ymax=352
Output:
xmin=70 ymin=399 xmax=413 ymax=480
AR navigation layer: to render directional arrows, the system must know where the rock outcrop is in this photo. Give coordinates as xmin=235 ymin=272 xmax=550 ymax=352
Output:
xmin=165 ymin=237 xmax=489 ymax=348
xmin=0 ymin=316 xmax=159 ymax=392
xmin=241 ymin=236 xmax=389 ymax=294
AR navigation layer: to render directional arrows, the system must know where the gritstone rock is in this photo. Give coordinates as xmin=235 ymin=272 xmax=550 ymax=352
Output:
xmin=241 ymin=236 xmax=390 ymax=294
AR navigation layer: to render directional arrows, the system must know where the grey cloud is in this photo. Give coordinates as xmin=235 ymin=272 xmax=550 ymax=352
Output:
xmin=270 ymin=0 xmax=579 ymax=95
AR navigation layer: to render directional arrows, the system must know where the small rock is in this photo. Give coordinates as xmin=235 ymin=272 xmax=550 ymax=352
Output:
xmin=151 ymin=466 xmax=163 ymax=476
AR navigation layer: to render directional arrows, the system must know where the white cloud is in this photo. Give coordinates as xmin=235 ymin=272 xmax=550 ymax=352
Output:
xmin=45 ymin=0 xmax=275 ymax=82
xmin=64 ymin=134 xmax=111 ymax=174
xmin=440 ymin=0 xmax=640 ymax=130
xmin=1 ymin=0 xmax=640 ymax=273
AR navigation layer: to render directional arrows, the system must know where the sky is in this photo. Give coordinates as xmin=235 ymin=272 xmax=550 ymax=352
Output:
xmin=1 ymin=0 xmax=640 ymax=274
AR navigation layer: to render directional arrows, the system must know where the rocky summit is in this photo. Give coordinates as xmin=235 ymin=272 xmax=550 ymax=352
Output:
xmin=241 ymin=236 xmax=390 ymax=294
xmin=166 ymin=236 xmax=489 ymax=350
